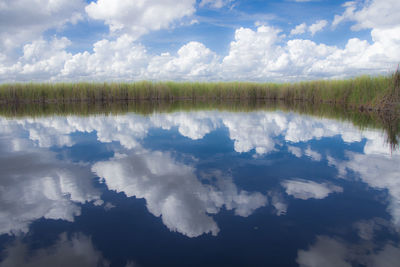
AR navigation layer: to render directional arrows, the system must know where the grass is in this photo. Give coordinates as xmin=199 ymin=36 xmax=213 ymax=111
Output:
xmin=1 ymin=71 xmax=399 ymax=111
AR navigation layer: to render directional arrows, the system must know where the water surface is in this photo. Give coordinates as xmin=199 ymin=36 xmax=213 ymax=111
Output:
xmin=0 ymin=110 xmax=399 ymax=266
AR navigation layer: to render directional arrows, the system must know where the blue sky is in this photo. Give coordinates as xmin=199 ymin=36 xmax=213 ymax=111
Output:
xmin=0 ymin=0 xmax=399 ymax=82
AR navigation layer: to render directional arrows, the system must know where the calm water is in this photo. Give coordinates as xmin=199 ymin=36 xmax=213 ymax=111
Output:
xmin=0 ymin=110 xmax=399 ymax=266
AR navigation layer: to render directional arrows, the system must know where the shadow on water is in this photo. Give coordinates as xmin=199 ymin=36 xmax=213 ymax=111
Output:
xmin=1 ymin=99 xmax=399 ymax=150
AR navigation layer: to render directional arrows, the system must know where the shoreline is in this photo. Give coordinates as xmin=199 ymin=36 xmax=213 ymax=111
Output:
xmin=1 ymin=71 xmax=399 ymax=111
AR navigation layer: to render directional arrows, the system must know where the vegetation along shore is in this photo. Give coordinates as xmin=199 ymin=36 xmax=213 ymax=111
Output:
xmin=1 ymin=70 xmax=399 ymax=148
xmin=1 ymin=70 xmax=399 ymax=112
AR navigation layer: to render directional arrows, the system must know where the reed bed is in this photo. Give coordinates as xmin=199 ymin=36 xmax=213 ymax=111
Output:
xmin=1 ymin=71 xmax=399 ymax=111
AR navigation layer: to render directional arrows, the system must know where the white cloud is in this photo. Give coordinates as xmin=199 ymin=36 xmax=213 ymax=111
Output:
xmin=0 ymin=0 xmax=400 ymax=81
xmin=92 ymin=150 xmax=267 ymax=237
xmin=220 ymin=23 xmax=398 ymax=80
xmin=147 ymin=41 xmax=220 ymax=80
xmin=85 ymin=0 xmax=196 ymax=39
xmin=290 ymin=20 xmax=327 ymax=36
xmin=0 ymin=0 xmax=85 ymax=59
xmin=221 ymin=26 xmax=288 ymax=80
xmin=281 ymin=179 xmax=343 ymax=200
xmin=21 ymin=37 xmax=73 ymax=81
xmin=62 ymin=34 xmax=149 ymax=81
xmin=0 ymin=233 xmax=109 ymax=267
xmin=199 ymin=0 xmax=233 ymax=9
xmin=290 ymin=23 xmax=307 ymax=35
xmin=1 ymin=21 xmax=400 ymax=81
xmin=330 ymin=0 xmax=400 ymax=70
xmin=333 ymin=0 xmax=400 ymax=31
xmin=0 ymin=36 xmax=74 ymax=82
xmin=1 ymin=37 xmax=220 ymax=82
xmin=309 ymin=20 xmax=328 ymax=36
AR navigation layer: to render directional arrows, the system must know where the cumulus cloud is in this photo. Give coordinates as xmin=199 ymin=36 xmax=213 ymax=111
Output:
xmin=221 ymin=26 xmax=287 ymax=80
xmin=332 ymin=0 xmax=400 ymax=30
xmin=0 ymin=0 xmax=400 ymax=81
xmin=1 ymin=22 xmax=400 ymax=81
xmin=0 ymin=0 xmax=84 ymax=59
xmin=290 ymin=23 xmax=307 ymax=35
xmin=15 ymin=37 xmax=73 ymax=82
xmin=290 ymin=20 xmax=327 ymax=36
xmin=62 ymin=34 xmax=148 ymax=81
xmin=85 ymin=0 xmax=196 ymax=39
xmin=147 ymin=41 xmax=220 ymax=80
xmin=1 ymin=37 xmax=218 ymax=82
xmin=281 ymin=179 xmax=343 ymax=200
xmin=0 ymin=233 xmax=109 ymax=267
xmin=309 ymin=20 xmax=328 ymax=36
xmin=92 ymin=150 xmax=267 ymax=237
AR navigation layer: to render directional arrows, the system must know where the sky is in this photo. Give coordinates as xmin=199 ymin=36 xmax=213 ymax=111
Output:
xmin=0 ymin=0 xmax=399 ymax=82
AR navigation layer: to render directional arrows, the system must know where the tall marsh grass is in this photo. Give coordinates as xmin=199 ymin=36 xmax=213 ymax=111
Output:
xmin=1 ymin=71 xmax=399 ymax=110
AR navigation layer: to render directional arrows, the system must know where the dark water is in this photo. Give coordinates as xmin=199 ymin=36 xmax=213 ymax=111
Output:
xmin=0 ymin=110 xmax=399 ymax=266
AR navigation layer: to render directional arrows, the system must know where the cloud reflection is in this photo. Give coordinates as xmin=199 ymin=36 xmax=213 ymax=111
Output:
xmin=2 ymin=111 xmax=393 ymax=156
xmin=0 ymin=131 xmax=102 ymax=234
xmin=92 ymin=149 xmax=267 ymax=237
xmin=329 ymin=151 xmax=400 ymax=226
xmin=297 ymin=235 xmax=400 ymax=267
xmin=282 ymin=179 xmax=343 ymax=200
xmin=1 ymin=110 xmax=398 ymax=237
xmin=0 ymin=233 xmax=109 ymax=267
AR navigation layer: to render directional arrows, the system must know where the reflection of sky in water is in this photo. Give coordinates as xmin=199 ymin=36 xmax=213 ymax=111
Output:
xmin=0 ymin=111 xmax=399 ymax=266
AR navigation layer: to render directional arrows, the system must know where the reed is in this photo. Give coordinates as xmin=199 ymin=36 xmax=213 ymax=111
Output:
xmin=0 ymin=71 xmax=398 ymax=111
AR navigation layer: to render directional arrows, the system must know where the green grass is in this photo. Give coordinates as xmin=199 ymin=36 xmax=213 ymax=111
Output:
xmin=1 ymin=71 xmax=399 ymax=110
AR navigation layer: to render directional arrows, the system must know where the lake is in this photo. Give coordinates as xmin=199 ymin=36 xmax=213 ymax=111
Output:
xmin=0 ymin=109 xmax=399 ymax=266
